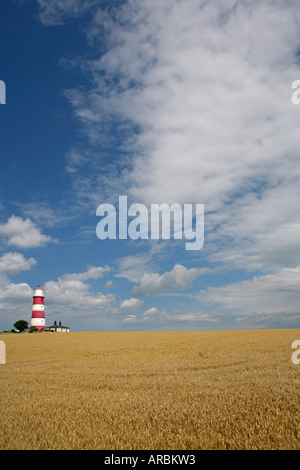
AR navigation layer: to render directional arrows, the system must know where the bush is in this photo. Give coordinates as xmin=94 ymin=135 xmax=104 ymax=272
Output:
xmin=29 ymin=326 xmax=39 ymax=333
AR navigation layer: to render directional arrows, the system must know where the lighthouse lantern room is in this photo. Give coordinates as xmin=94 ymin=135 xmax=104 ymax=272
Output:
xmin=31 ymin=285 xmax=45 ymax=331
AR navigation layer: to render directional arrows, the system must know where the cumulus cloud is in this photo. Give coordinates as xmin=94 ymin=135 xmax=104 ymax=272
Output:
xmin=143 ymin=307 xmax=158 ymax=317
xmin=123 ymin=307 xmax=165 ymax=324
xmin=38 ymin=265 xmax=115 ymax=321
xmin=0 ymin=252 xmax=37 ymax=275
xmin=119 ymin=297 xmax=143 ymax=310
xmin=132 ymin=264 xmax=209 ymax=296
xmin=0 ymin=216 xmax=56 ymax=248
xmin=0 ymin=279 xmax=33 ymax=303
xmin=0 ymin=277 xmax=33 ymax=323
xmin=44 ymin=270 xmax=115 ymax=314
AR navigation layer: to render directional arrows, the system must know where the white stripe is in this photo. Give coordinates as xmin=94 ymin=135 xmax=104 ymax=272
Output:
xmin=32 ymin=304 xmax=44 ymax=312
xmin=31 ymin=318 xmax=45 ymax=327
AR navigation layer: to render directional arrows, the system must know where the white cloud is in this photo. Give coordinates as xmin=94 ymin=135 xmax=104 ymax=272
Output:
xmin=208 ymin=222 xmax=300 ymax=273
xmin=36 ymin=0 xmax=98 ymax=26
xmin=115 ymin=253 xmax=155 ymax=283
xmin=27 ymin=0 xmax=300 ymax=328
xmin=65 ymin=148 xmax=91 ymax=174
xmin=44 ymin=279 xmax=114 ymax=310
xmin=18 ymin=200 xmax=74 ymax=228
xmin=119 ymin=297 xmax=143 ymax=310
xmin=123 ymin=307 xmax=164 ymax=324
xmin=143 ymin=307 xmax=158 ymax=317
xmin=43 ymin=266 xmax=115 ymax=318
xmin=0 ymin=252 xmax=37 ymax=275
xmin=104 ymin=280 xmax=113 ymax=288
xmin=132 ymin=263 xmax=209 ymax=296
xmin=66 ymin=1 xmax=300 ymax=199
xmin=0 ymin=216 xmax=56 ymax=248
xmin=62 ymin=265 xmax=110 ymax=281
xmin=122 ymin=314 xmax=138 ymax=324
xmin=63 ymin=0 xmax=300 ymax=280
xmin=170 ymin=312 xmax=217 ymax=323
xmin=0 ymin=279 xmax=33 ymax=303
xmin=122 ymin=306 xmax=216 ymax=325
xmin=0 ymin=277 xmax=33 ymax=324
xmin=201 ymin=267 xmax=300 ymax=316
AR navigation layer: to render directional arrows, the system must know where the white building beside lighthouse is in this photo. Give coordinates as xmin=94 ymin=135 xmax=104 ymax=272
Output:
xmin=46 ymin=321 xmax=70 ymax=333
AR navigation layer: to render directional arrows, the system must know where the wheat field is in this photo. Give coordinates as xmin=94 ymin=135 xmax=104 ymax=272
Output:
xmin=0 ymin=329 xmax=299 ymax=450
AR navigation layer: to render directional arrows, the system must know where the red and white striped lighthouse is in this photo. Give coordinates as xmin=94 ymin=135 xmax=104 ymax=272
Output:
xmin=31 ymin=285 xmax=45 ymax=331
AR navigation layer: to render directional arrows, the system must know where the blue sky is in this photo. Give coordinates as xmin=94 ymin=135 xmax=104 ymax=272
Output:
xmin=0 ymin=0 xmax=300 ymax=332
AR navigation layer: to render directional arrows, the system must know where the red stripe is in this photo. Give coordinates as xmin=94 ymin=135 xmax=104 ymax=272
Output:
xmin=33 ymin=298 xmax=44 ymax=304
xmin=31 ymin=312 xmax=45 ymax=318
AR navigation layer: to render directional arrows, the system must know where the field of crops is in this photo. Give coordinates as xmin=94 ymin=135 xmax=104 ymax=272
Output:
xmin=0 ymin=329 xmax=299 ymax=450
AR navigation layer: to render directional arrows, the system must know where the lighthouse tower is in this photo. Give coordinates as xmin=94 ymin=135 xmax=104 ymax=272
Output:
xmin=31 ymin=285 xmax=45 ymax=331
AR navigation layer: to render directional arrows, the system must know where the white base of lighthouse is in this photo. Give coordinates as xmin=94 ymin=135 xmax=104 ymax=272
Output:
xmin=31 ymin=318 xmax=45 ymax=330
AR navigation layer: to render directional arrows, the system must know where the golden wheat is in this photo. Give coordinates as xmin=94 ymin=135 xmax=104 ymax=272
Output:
xmin=0 ymin=329 xmax=299 ymax=450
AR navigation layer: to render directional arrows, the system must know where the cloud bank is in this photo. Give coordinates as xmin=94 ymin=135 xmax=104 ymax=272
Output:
xmin=62 ymin=0 xmax=300 ymax=280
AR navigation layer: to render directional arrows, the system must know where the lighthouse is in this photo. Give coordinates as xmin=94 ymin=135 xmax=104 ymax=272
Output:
xmin=30 ymin=285 xmax=45 ymax=331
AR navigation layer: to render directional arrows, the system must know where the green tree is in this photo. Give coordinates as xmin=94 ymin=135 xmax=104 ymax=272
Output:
xmin=14 ymin=320 xmax=28 ymax=332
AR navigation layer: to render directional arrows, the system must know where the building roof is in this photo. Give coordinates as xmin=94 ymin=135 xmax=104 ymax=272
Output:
xmin=47 ymin=325 xmax=70 ymax=329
